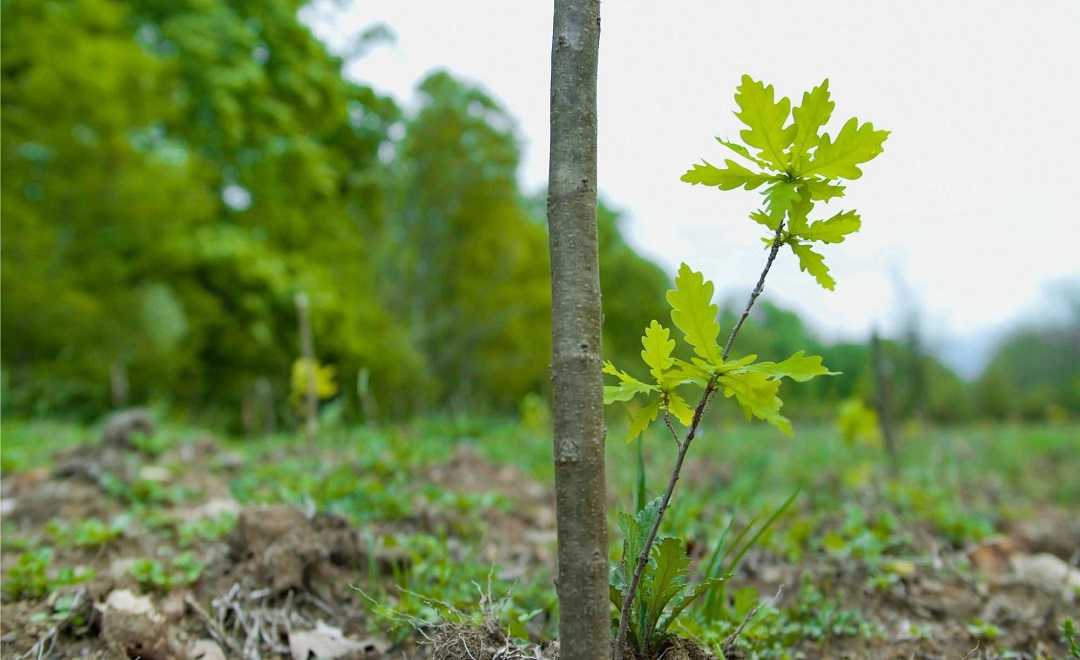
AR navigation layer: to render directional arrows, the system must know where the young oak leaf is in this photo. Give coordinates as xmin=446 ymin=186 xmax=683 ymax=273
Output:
xmin=715 ymin=138 xmax=774 ymax=171
xmin=805 ymin=179 xmax=846 ymax=201
xmin=603 ymin=360 xmax=656 ymax=404
xmin=681 ymin=160 xmax=772 ymax=191
xmin=786 ymin=185 xmax=814 ymax=235
xmin=666 ymin=264 xmax=723 ymax=366
xmin=734 ymin=75 xmax=796 ymax=170
xmin=763 ymin=181 xmax=801 ymax=223
xmin=750 ymin=210 xmax=780 ymax=231
xmin=665 ymin=358 xmax=710 ymax=388
xmin=719 ymin=371 xmax=779 ymax=412
xmin=718 ymin=371 xmax=792 ymax=435
xmin=746 ymin=350 xmax=836 ymax=382
xmin=802 ymin=117 xmax=889 ymax=180
xmin=627 ymin=397 xmax=662 ymax=442
xmin=641 ymin=321 xmax=676 ymax=382
xmin=789 ymin=241 xmax=836 ymax=291
xmin=789 ymin=79 xmax=835 ymax=168
xmin=715 ymin=353 xmax=758 ymax=374
xmin=666 ymin=392 xmax=695 ymax=427
xmin=802 ymin=210 xmax=861 ymax=244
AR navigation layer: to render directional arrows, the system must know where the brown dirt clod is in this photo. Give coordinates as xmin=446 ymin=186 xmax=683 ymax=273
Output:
xmin=98 ymin=589 xmax=181 ymax=660
xmin=227 ymin=505 xmax=367 ymax=593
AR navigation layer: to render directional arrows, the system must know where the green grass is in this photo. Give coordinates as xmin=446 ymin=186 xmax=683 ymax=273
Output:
xmin=2 ymin=415 xmax=1077 ymax=654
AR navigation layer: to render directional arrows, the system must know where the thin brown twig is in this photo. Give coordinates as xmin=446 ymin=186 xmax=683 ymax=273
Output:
xmin=186 ymin=594 xmax=243 ymax=656
xmin=661 ymin=411 xmax=681 ymax=448
xmin=613 ymin=221 xmax=787 ymax=658
xmin=21 ymin=588 xmax=87 ymax=660
xmin=722 ymin=222 xmax=787 ymax=362
xmin=722 ymin=584 xmax=784 ymax=653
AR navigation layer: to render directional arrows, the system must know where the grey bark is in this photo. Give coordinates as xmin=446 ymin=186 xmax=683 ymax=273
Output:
xmin=295 ymin=292 xmax=318 ymax=443
xmin=547 ymin=1 xmax=609 ymax=657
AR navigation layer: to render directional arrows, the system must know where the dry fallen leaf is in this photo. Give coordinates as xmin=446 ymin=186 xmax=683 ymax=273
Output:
xmin=188 ymin=639 xmax=226 ymax=660
xmin=289 ymin=621 xmax=388 ymax=660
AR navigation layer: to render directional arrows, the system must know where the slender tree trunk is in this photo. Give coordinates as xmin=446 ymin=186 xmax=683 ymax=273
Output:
xmin=255 ymin=377 xmax=275 ymax=435
xmin=547 ymin=1 xmax=609 ymax=657
xmin=110 ymin=361 xmax=129 ymax=408
xmin=295 ymin=292 xmax=318 ymax=443
xmin=356 ymin=368 xmax=378 ymax=424
xmin=906 ymin=319 xmax=929 ymax=423
xmin=871 ymin=328 xmax=898 ymax=474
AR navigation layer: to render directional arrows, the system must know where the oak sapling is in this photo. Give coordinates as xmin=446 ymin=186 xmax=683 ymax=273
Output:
xmin=606 ymin=74 xmax=888 ymax=657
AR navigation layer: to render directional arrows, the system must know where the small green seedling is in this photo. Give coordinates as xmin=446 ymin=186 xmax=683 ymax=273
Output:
xmin=176 ymin=513 xmax=237 ymax=547
xmin=129 ymin=431 xmax=173 ymax=457
xmin=46 ymin=516 xmax=128 ymax=548
xmin=606 ymin=74 xmax=888 ymax=655
xmin=836 ymin=398 xmax=880 ymax=447
xmin=130 ymin=552 xmax=204 ymax=592
xmin=610 ymin=498 xmax=725 ymax=656
xmin=29 ymin=592 xmax=92 ymax=635
xmin=2 ymin=549 xmax=95 ymax=601
xmin=1062 ymin=617 xmax=1080 ymax=658
xmin=966 ymin=618 xmax=1001 ymax=642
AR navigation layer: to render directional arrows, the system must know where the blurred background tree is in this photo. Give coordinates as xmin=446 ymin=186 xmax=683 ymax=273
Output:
xmin=2 ymin=0 xmax=1075 ymax=428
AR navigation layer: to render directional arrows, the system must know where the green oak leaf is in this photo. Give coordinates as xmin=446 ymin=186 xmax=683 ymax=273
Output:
xmin=786 ymin=185 xmax=814 ymax=235
xmin=681 ymin=160 xmax=772 ymax=191
xmin=667 ymin=392 xmax=695 ymax=426
xmin=603 ymin=360 xmax=656 ymax=404
xmin=665 ymin=358 xmax=710 ymax=387
xmin=746 ymin=350 xmax=836 ymax=382
xmin=789 ymin=241 xmax=835 ymax=290
xmin=734 ymin=75 xmax=796 ymax=169
xmin=715 ymin=138 xmax=774 ymax=171
xmin=805 ymin=179 xmax=846 ymax=201
xmin=641 ymin=320 xmax=675 ymax=382
xmin=666 ymin=264 xmax=722 ymax=366
xmin=803 ymin=117 xmax=889 ymax=180
xmin=627 ymin=397 xmax=662 ymax=442
xmin=789 ymin=79 xmax=835 ymax=169
xmin=717 ymin=354 xmax=758 ymax=373
xmin=763 ymin=181 xmax=800 ymax=223
xmin=719 ymin=371 xmax=779 ymax=414
xmin=718 ymin=371 xmax=792 ymax=434
xmin=750 ymin=210 xmax=780 ymax=231
xmin=802 ymin=210 xmax=861 ymax=244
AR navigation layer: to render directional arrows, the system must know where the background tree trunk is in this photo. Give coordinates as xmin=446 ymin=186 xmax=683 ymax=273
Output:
xmin=871 ymin=328 xmax=899 ymax=474
xmin=547 ymin=1 xmax=609 ymax=657
xmin=295 ymin=292 xmax=318 ymax=443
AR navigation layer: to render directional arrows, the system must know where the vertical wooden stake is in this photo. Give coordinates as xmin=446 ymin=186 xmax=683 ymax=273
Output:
xmin=295 ymin=292 xmax=318 ymax=443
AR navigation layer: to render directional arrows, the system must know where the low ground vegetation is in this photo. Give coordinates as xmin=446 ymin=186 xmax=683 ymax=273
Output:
xmin=1 ymin=415 xmax=1077 ymax=658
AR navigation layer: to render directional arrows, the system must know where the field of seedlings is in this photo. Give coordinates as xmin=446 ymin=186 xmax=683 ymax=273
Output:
xmin=2 ymin=416 xmax=1077 ymax=658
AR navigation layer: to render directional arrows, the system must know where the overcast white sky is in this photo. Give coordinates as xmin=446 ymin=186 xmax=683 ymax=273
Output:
xmin=304 ymin=1 xmax=1079 ymax=375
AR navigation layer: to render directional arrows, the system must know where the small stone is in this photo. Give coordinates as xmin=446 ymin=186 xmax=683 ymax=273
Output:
xmin=1010 ymin=552 xmax=1080 ymax=602
xmin=188 ymin=640 xmax=226 ymax=660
